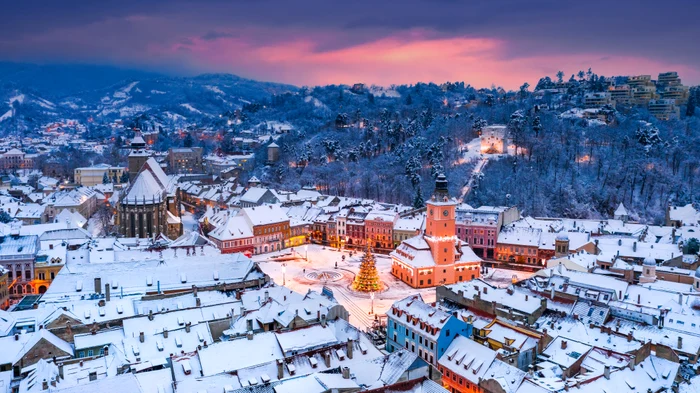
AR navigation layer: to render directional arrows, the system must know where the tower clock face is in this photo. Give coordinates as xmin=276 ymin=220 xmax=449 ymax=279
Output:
xmin=429 ymin=209 xmax=434 ymax=216
xmin=443 ymin=210 xmax=449 ymax=217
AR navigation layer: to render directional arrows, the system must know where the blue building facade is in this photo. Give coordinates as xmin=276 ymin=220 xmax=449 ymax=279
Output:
xmin=385 ymin=295 xmax=472 ymax=366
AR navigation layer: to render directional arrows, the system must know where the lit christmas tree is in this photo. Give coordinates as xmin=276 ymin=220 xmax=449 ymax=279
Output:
xmin=352 ymin=243 xmax=382 ymax=292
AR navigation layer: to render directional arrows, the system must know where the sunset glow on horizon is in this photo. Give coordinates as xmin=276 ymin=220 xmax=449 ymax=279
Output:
xmin=1 ymin=0 xmax=699 ymax=88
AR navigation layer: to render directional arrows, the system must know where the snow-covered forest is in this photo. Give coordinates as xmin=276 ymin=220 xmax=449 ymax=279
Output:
xmin=230 ymin=74 xmax=700 ymax=224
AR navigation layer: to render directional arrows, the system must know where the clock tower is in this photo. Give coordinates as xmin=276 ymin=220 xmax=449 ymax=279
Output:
xmin=425 ymin=174 xmax=457 ymax=266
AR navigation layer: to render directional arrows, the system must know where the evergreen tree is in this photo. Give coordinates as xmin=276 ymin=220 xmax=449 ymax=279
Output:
xmin=413 ymin=186 xmax=424 ymax=209
xmin=120 ymin=172 xmax=130 ymax=183
xmin=0 ymin=210 xmax=12 ymax=224
xmin=532 ymin=116 xmax=542 ymax=137
xmin=556 ymin=71 xmax=564 ymax=83
xmin=183 ymin=133 xmax=194 ymax=148
xmin=102 ymin=172 xmax=110 ymax=184
xmin=687 ymin=92 xmax=696 ymax=117
xmin=352 ymin=244 xmax=382 ymax=292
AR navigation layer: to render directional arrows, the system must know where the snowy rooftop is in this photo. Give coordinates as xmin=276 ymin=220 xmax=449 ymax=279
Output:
xmin=446 ymin=279 xmax=545 ymax=314
xmin=41 ymin=248 xmax=264 ymax=301
xmin=439 ymin=334 xmax=496 ymax=385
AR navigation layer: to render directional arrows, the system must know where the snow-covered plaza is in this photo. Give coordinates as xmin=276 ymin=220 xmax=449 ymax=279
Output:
xmin=253 ymin=244 xmax=535 ymax=330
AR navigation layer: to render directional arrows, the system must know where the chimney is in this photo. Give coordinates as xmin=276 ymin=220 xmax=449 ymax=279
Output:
xmin=678 ymin=293 xmax=683 ymax=305
xmin=629 ymin=356 xmax=636 ymax=371
xmin=163 ymin=328 xmax=168 ymax=338
xmin=247 ymin=331 xmax=254 ymax=340
xmin=139 ymin=331 xmax=145 ymax=343
xmin=50 ymin=378 xmax=56 ymax=387
xmin=277 ymin=359 xmax=284 ymax=379
xmin=94 ymin=277 xmax=102 ymax=294
xmin=185 ymin=322 xmax=191 ymax=333
xmin=192 ymin=285 xmax=198 ymax=296
xmin=321 ymin=314 xmax=327 ymax=327
xmin=105 ymin=284 xmax=110 ymax=302
xmin=58 ymin=364 xmax=64 ymax=380
xmin=148 ymin=310 xmax=154 ymax=321
xmin=195 ymin=297 xmax=201 ymax=307
xmin=637 ymin=294 xmax=641 ymax=304
xmin=525 ymin=295 xmax=529 ymax=301
xmin=604 ymin=365 xmax=610 ymax=380
xmin=633 ymin=242 xmax=637 ymax=252
xmin=627 ymin=332 xmax=633 ymax=342
xmin=342 ymin=367 xmax=350 ymax=379
xmin=324 ymin=351 xmax=331 ymax=367
xmin=347 ymin=338 xmax=354 ymax=359
xmin=678 ymin=336 xmax=683 ymax=349
xmin=14 ymin=334 xmax=19 ymax=341
xmin=264 ymin=290 xmax=269 ymax=301
xmin=561 ymin=340 xmax=568 ymax=350
xmin=483 ymin=287 xmax=488 ymax=294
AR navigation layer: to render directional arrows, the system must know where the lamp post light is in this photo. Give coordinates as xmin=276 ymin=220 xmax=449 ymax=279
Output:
xmin=281 ymin=263 xmax=287 ymax=286
xmin=304 ymin=245 xmax=308 ymax=262
xmin=370 ymin=291 xmax=375 ymax=315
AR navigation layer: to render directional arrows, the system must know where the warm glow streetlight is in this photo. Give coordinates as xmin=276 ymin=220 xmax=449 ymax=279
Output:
xmin=281 ymin=263 xmax=287 ymax=286
xmin=370 ymin=291 xmax=375 ymax=315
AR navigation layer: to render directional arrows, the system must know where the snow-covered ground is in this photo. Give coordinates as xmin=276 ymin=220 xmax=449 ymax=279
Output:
xmin=181 ymin=211 xmax=199 ymax=233
xmin=253 ymin=245 xmax=535 ymax=330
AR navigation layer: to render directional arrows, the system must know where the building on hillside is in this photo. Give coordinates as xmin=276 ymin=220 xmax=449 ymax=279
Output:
xmin=0 ymin=149 xmax=34 ymax=171
xmin=666 ymin=204 xmax=699 ymax=227
xmin=584 ymin=92 xmax=614 ymax=108
xmin=242 ymin=205 xmax=290 ymax=254
xmin=648 ymin=99 xmax=680 ymax=120
xmin=167 ymin=147 xmax=203 ymax=174
xmin=267 ymin=142 xmax=280 ymax=164
xmin=660 ymin=85 xmax=690 ymax=105
xmin=608 ymin=85 xmax=632 ymax=105
xmin=116 ymin=157 xmax=182 ymax=239
xmin=0 ymin=234 xmax=40 ymax=300
xmin=74 ymin=164 xmax=126 ymax=186
xmin=390 ymin=175 xmax=481 ymax=288
xmin=386 ymin=294 xmax=472 ymax=366
xmin=657 ymin=71 xmax=682 ymax=88
xmin=480 ymin=125 xmax=506 ymax=154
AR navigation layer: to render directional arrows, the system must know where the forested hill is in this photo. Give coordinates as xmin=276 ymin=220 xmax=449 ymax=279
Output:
xmin=242 ymin=79 xmax=699 ymax=225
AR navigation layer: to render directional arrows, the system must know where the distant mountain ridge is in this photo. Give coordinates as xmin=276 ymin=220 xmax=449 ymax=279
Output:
xmin=0 ymin=62 xmax=298 ymax=132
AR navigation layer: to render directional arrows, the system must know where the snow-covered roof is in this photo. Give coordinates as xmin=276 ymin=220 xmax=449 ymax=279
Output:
xmin=242 ymin=205 xmax=289 ymax=227
xmin=669 ymin=204 xmax=700 ymax=226
xmin=389 ymin=295 xmax=453 ymax=339
xmin=439 ymin=335 xmax=496 ymax=385
xmin=445 ymin=279 xmax=545 ymax=315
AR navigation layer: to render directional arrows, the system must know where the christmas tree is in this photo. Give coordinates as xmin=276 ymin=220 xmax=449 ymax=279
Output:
xmin=352 ymin=243 xmax=381 ymax=292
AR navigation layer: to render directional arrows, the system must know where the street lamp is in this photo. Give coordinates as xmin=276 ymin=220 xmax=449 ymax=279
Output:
xmin=370 ymin=291 xmax=375 ymax=315
xmin=281 ymin=263 xmax=287 ymax=286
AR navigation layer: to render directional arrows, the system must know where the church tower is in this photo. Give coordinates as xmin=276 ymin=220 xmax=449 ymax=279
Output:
xmin=128 ymin=130 xmax=150 ymax=181
xmin=425 ymin=174 xmax=457 ymax=266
